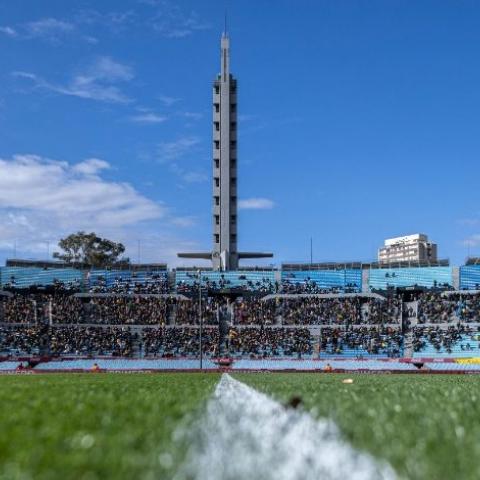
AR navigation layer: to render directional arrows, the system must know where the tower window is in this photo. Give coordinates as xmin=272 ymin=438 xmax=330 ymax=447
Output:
xmin=231 ymin=214 xmax=237 ymax=224
xmin=214 ymin=140 xmax=220 ymax=150
xmin=215 ymin=215 xmax=219 ymax=225
xmin=214 ymin=196 xmax=220 ymax=206
xmin=214 ymin=159 xmax=219 ymax=169
xmin=214 ymin=234 xmax=219 ymax=243
xmin=230 ymin=122 xmax=237 ymax=130
xmin=230 ymin=178 xmax=237 ymax=187
xmin=214 ymin=122 xmax=220 ymax=131
xmin=214 ymin=177 xmax=219 ymax=187
xmin=214 ymin=103 xmax=219 ymax=113
xmin=230 ymin=140 xmax=237 ymax=148
xmin=214 ymin=85 xmax=220 ymax=95
xmin=231 ymin=234 xmax=237 ymax=243
xmin=231 ymin=104 xmax=236 ymax=113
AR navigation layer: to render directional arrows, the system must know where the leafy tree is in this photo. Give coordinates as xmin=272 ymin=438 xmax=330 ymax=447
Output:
xmin=53 ymin=232 xmax=128 ymax=267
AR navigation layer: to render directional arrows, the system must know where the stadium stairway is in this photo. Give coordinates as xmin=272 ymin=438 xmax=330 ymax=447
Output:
xmin=403 ymin=332 xmax=414 ymax=358
xmin=131 ymin=326 xmax=145 ymax=357
xmin=403 ymin=300 xmax=418 ymax=327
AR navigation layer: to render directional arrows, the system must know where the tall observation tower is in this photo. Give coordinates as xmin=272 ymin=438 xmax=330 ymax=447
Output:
xmin=178 ymin=31 xmax=272 ymax=270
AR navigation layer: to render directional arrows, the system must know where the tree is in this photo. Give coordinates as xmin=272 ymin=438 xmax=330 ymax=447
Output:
xmin=53 ymin=232 xmax=128 ymax=268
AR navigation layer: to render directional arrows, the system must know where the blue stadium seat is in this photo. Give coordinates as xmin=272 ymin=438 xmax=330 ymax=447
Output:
xmin=368 ymin=267 xmax=453 ymax=290
xmin=460 ymin=265 xmax=480 ymax=290
xmin=281 ymin=269 xmax=362 ymax=293
xmin=0 ymin=266 xmax=82 ymax=289
xmin=176 ymin=270 xmax=276 ymax=292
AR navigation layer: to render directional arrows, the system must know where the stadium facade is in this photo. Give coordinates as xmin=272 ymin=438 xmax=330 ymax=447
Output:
xmin=178 ymin=31 xmax=272 ymax=270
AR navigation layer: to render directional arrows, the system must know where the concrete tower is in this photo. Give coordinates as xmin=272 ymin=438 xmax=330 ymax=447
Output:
xmin=212 ymin=33 xmax=237 ymax=269
xmin=178 ymin=32 xmax=272 ymax=271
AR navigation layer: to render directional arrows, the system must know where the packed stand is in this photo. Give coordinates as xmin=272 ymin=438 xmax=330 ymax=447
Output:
xmin=0 ymin=295 xmax=37 ymax=324
xmin=361 ymin=296 xmax=402 ymax=324
xmin=226 ymin=327 xmax=312 ymax=358
xmin=413 ymin=325 xmax=480 ymax=355
xmin=234 ymin=298 xmax=277 ymax=325
xmin=143 ymin=327 xmax=219 ymax=357
xmin=48 ymin=326 xmax=136 ymax=356
xmin=278 ymin=297 xmax=362 ymax=325
xmin=51 ymin=295 xmax=170 ymax=325
xmin=0 ymin=326 xmax=45 ymax=355
xmin=321 ymin=327 xmax=403 ymax=358
xmin=174 ymin=298 xmax=225 ymax=325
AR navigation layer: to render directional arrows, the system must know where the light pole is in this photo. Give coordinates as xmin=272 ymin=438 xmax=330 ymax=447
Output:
xmin=198 ymin=269 xmax=203 ymax=370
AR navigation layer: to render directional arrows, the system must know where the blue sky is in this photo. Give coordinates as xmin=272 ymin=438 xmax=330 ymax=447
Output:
xmin=0 ymin=0 xmax=480 ymax=267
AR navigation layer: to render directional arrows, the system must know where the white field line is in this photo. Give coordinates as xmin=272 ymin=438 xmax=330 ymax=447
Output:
xmin=175 ymin=374 xmax=396 ymax=480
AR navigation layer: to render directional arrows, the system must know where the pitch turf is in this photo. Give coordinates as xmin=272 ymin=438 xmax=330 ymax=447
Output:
xmin=1 ymin=373 xmax=480 ymax=479
xmin=238 ymin=373 xmax=480 ymax=480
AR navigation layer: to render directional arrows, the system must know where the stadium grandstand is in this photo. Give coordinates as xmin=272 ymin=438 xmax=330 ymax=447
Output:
xmin=1 ymin=258 xmax=480 ymax=372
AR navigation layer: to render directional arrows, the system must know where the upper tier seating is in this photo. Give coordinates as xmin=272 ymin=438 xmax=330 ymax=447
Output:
xmin=175 ymin=270 xmax=276 ymax=293
xmin=368 ymin=267 xmax=453 ymax=290
xmin=281 ymin=269 xmax=362 ymax=293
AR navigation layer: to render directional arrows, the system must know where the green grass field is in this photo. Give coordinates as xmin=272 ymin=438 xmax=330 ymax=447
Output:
xmin=1 ymin=372 xmax=479 ymax=479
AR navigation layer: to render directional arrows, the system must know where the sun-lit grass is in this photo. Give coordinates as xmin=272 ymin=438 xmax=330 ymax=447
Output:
xmin=2 ymin=372 xmax=480 ymax=479
xmin=0 ymin=373 xmax=219 ymax=480
xmin=236 ymin=373 xmax=480 ymax=480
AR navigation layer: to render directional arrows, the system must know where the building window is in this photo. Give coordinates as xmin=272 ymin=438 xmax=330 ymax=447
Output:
xmin=231 ymin=103 xmax=236 ymax=113
xmin=214 ymin=122 xmax=220 ymax=131
xmin=214 ymin=196 xmax=220 ymax=206
xmin=230 ymin=140 xmax=237 ymax=148
xmin=214 ymin=177 xmax=220 ymax=187
xmin=215 ymin=215 xmax=219 ymax=225
xmin=230 ymin=122 xmax=237 ymax=130
xmin=231 ymin=177 xmax=237 ymax=187
xmin=231 ymin=234 xmax=237 ymax=243
xmin=214 ymin=159 xmax=219 ymax=169
xmin=214 ymin=234 xmax=219 ymax=243
xmin=231 ymin=214 xmax=236 ymax=224
xmin=214 ymin=85 xmax=220 ymax=95
xmin=214 ymin=140 xmax=220 ymax=150
xmin=214 ymin=103 xmax=219 ymax=113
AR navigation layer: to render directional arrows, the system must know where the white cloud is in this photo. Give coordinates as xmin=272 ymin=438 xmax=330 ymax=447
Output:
xmin=72 ymin=158 xmax=110 ymax=176
xmin=12 ymin=57 xmax=134 ymax=104
xmin=238 ymin=198 xmax=275 ymax=210
xmin=182 ymin=111 xmax=203 ymax=120
xmin=180 ymin=171 xmax=208 ymax=183
xmin=154 ymin=136 xmax=207 ymax=184
xmin=24 ymin=18 xmax=74 ymax=39
xmin=0 ymin=26 xmax=17 ymax=37
xmin=130 ymin=112 xmax=167 ymax=124
xmin=157 ymin=136 xmax=200 ymax=163
xmin=76 ymin=9 xmax=137 ymax=32
xmin=170 ymin=216 xmax=196 ymax=228
xmin=0 ymin=156 xmax=207 ymax=266
xmin=158 ymin=94 xmax=181 ymax=106
xmin=0 ymin=154 xmax=165 ymax=250
xmin=145 ymin=1 xmax=210 ymax=38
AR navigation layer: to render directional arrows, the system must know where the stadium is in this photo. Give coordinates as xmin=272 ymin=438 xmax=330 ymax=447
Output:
xmin=2 ymin=2 xmax=480 ymax=479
